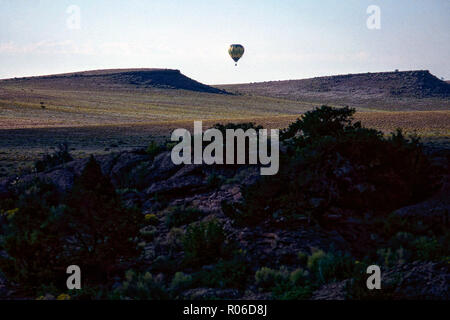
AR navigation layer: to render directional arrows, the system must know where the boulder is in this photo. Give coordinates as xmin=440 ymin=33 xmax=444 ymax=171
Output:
xmin=312 ymin=280 xmax=348 ymax=300
xmin=109 ymin=152 xmax=149 ymax=186
xmin=145 ymin=164 xmax=207 ymax=196
xmin=145 ymin=152 xmax=181 ymax=182
xmin=385 ymin=261 xmax=450 ymax=300
xmin=40 ymin=169 xmax=75 ymax=192
xmin=392 ymin=174 xmax=450 ymax=225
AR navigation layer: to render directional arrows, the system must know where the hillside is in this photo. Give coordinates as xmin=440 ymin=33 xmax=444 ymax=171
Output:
xmin=0 ymin=69 xmax=319 ymax=129
xmin=1 ymin=111 xmax=449 ymax=299
xmin=1 ymin=69 xmax=449 ymax=131
xmin=0 ymin=69 xmax=227 ymax=94
xmin=218 ymin=70 xmax=450 ymax=110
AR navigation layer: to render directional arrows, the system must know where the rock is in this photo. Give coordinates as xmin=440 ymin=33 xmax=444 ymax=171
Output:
xmin=0 ymin=151 xmax=153 ymax=193
xmin=311 ymin=261 xmax=450 ymax=300
xmin=145 ymin=174 xmax=206 ymax=196
xmin=145 ymin=152 xmax=181 ymax=181
xmin=142 ymin=198 xmax=165 ymax=212
xmin=120 ymin=190 xmax=144 ymax=208
xmin=180 ymin=288 xmax=241 ymax=300
xmin=145 ymin=163 xmax=208 ymax=196
xmin=40 ymin=169 xmax=75 ymax=192
xmin=312 ymin=280 xmax=349 ymax=300
xmin=392 ymin=174 xmax=450 ymax=225
xmin=384 ymin=261 xmax=450 ymax=299
xmin=236 ymin=226 xmax=348 ymax=268
xmin=241 ymin=291 xmax=272 ymax=300
xmin=109 ymin=152 xmax=149 ymax=186
xmin=5 ymin=169 xmax=75 ymax=193
xmin=61 ymin=157 xmax=90 ymax=177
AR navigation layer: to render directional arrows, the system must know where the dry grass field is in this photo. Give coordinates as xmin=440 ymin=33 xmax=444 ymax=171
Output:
xmin=0 ymin=86 xmax=316 ymax=129
xmin=0 ymin=69 xmax=449 ymax=176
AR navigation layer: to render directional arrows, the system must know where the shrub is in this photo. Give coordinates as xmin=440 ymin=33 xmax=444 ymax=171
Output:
xmin=376 ymin=232 xmax=449 ymax=266
xmin=164 ymin=141 xmax=178 ymax=151
xmin=194 ymin=251 xmax=249 ymax=289
xmin=254 ymin=248 xmax=359 ymax=299
xmin=0 ymin=181 xmax=66 ymax=289
xmin=150 ymin=255 xmax=179 ymax=274
xmin=346 ymin=265 xmax=399 ymax=300
xmin=146 ymin=140 xmax=163 ymax=158
xmin=166 ymin=227 xmax=184 ymax=254
xmin=144 ymin=213 xmax=159 ymax=225
xmin=34 ymin=142 xmax=73 ymax=172
xmin=122 ymin=161 xmax=153 ymax=189
xmin=111 ymin=270 xmax=170 ymax=300
xmin=140 ymin=225 xmax=157 ymax=241
xmin=254 ymin=266 xmax=312 ymax=300
xmin=272 ymin=283 xmax=313 ymax=300
xmin=280 ymin=105 xmax=361 ymax=143
xmin=297 ymin=252 xmax=309 ymax=266
xmin=170 ymin=272 xmax=193 ymax=294
xmin=307 ymin=249 xmax=355 ymax=285
xmin=223 ymin=106 xmax=435 ymax=226
xmin=412 ymin=236 xmax=446 ymax=261
xmin=206 ymin=173 xmax=225 ymax=188
xmin=59 ymin=286 xmax=108 ymax=300
xmin=211 ymin=122 xmax=264 ymax=166
xmin=182 ymin=219 xmax=228 ymax=266
xmin=255 ymin=267 xmax=289 ymax=290
xmin=0 ymin=156 xmax=143 ymax=292
xmin=63 ymin=156 xmax=142 ymax=280
xmin=165 ymin=206 xmax=203 ymax=228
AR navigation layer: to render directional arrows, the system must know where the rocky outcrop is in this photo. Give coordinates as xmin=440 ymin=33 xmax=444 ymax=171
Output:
xmin=385 ymin=261 xmax=450 ymax=300
xmin=234 ymin=227 xmax=349 ymax=268
xmin=312 ymin=280 xmax=348 ymax=300
xmin=311 ymin=261 xmax=450 ymax=300
xmin=145 ymin=164 xmax=206 ymax=196
xmin=1 ymin=151 xmax=151 ymax=192
xmin=2 ymin=69 xmax=229 ymax=94
xmin=1 ymin=147 xmax=449 ymax=300
xmin=219 ymin=70 xmax=450 ymax=100
xmin=392 ymin=170 xmax=449 ymax=226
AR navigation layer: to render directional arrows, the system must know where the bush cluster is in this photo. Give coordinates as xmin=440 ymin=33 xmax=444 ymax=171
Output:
xmin=0 ymin=156 xmax=142 ymax=293
xmin=164 ymin=205 xmax=203 ymax=228
xmin=34 ymin=143 xmax=73 ymax=172
xmin=223 ymin=106 xmax=436 ymax=225
xmin=182 ymin=219 xmax=229 ymax=267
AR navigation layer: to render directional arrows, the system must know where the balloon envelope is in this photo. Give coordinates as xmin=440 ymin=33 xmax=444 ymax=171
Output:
xmin=228 ymin=44 xmax=245 ymax=64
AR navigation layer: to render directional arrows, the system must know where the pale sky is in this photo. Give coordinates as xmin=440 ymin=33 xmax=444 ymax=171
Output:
xmin=0 ymin=0 xmax=449 ymax=84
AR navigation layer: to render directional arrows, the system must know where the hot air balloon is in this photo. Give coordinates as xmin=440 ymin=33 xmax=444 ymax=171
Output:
xmin=228 ymin=44 xmax=245 ymax=66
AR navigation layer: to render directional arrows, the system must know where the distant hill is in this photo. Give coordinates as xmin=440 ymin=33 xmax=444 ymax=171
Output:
xmin=0 ymin=68 xmax=315 ymax=129
xmin=0 ymin=69 xmax=227 ymax=94
xmin=217 ymin=70 xmax=450 ymax=110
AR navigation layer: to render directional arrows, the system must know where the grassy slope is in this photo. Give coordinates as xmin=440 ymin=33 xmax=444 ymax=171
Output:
xmin=0 ymin=84 xmax=317 ymax=129
xmin=0 ymin=69 xmax=449 ymax=175
xmin=217 ymin=70 xmax=450 ymax=111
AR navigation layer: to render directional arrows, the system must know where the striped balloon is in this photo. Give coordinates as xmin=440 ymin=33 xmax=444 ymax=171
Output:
xmin=228 ymin=44 xmax=245 ymax=66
